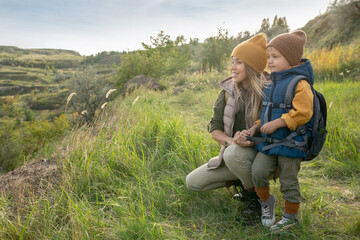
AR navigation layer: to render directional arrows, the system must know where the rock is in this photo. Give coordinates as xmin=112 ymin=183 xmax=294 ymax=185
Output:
xmin=172 ymin=86 xmax=184 ymax=95
xmin=123 ymin=75 xmax=163 ymax=96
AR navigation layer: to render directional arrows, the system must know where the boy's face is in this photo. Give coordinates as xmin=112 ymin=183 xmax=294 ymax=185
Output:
xmin=267 ymin=47 xmax=291 ymax=72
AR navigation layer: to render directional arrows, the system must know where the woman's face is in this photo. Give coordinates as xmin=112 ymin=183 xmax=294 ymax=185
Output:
xmin=230 ymin=57 xmax=249 ymax=88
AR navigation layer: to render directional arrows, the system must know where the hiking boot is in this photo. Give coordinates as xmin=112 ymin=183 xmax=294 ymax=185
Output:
xmin=259 ymin=194 xmax=276 ymax=227
xmin=236 ymin=191 xmax=261 ymax=225
xmin=231 ymin=180 xmax=245 ymax=202
xmin=270 ymin=213 xmax=299 ymax=233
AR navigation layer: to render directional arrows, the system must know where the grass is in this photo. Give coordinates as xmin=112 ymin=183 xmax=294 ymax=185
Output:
xmin=304 ymin=39 xmax=360 ymax=81
xmin=314 ymin=81 xmax=360 ymax=178
xmin=0 ymin=73 xmax=359 ymax=239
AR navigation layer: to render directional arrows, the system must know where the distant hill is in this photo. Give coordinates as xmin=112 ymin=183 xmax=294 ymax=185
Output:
xmin=0 ymin=46 xmax=83 ymax=69
xmin=0 ymin=46 xmax=81 ymax=56
xmin=302 ymin=1 xmax=360 ymax=48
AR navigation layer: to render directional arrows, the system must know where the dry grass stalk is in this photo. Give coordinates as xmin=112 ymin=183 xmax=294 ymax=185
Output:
xmin=101 ymin=102 xmax=108 ymax=109
xmin=132 ymin=95 xmax=140 ymax=105
xmin=105 ymin=89 xmax=117 ymax=99
xmin=65 ymin=92 xmax=77 ymax=112
xmin=67 ymin=92 xmax=77 ymax=104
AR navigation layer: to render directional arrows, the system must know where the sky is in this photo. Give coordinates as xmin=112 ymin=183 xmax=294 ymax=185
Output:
xmin=0 ymin=0 xmax=332 ymax=56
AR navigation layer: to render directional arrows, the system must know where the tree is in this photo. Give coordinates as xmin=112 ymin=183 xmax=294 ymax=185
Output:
xmin=257 ymin=16 xmax=290 ymax=40
xmin=201 ymin=27 xmax=234 ymax=72
xmin=115 ymin=31 xmax=190 ymax=89
xmin=259 ymin=18 xmax=270 ymax=33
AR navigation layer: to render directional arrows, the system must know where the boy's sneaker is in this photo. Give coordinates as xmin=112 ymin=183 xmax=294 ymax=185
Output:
xmin=259 ymin=194 xmax=276 ymax=227
xmin=270 ymin=213 xmax=299 ymax=233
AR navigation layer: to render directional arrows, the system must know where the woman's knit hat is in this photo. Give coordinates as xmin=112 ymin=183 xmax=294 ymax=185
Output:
xmin=267 ymin=30 xmax=307 ymax=66
xmin=231 ymin=33 xmax=267 ymax=75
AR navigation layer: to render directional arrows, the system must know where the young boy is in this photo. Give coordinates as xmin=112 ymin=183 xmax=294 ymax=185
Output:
xmin=251 ymin=30 xmax=314 ymax=231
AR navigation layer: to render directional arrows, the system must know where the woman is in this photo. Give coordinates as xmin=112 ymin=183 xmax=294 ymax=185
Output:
xmin=186 ymin=33 xmax=269 ymax=225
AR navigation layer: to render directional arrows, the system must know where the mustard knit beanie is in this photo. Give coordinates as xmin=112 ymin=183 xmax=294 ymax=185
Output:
xmin=231 ymin=33 xmax=267 ymax=75
xmin=267 ymin=30 xmax=307 ymax=66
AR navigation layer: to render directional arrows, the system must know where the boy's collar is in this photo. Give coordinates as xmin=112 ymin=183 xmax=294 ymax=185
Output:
xmin=288 ymin=58 xmax=307 ymax=70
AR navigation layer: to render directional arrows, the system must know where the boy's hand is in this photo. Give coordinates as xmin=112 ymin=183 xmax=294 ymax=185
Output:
xmin=260 ymin=118 xmax=287 ymax=134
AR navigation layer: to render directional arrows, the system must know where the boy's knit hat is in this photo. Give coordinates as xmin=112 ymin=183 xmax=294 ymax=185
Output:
xmin=231 ymin=33 xmax=267 ymax=75
xmin=267 ymin=30 xmax=307 ymax=66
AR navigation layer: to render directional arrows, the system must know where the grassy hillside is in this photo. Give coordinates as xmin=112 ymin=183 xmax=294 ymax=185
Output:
xmin=302 ymin=1 xmax=360 ymax=49
xmin=0 ymin=72 xmax=359 ymax=239
xmin=0 ymin=46 xmax=83 ymax=102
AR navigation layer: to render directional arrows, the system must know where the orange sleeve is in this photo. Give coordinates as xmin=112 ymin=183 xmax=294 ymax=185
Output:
xmin=281 ymin=80 xmax=313 ymax=130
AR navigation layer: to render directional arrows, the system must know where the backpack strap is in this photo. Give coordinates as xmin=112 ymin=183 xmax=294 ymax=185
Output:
xmin=247 ymin=126 xmax=308 ymax=152
xmin=262 ymin=101 xmax=292 ymax=109
xmin=284 ymin=75 xmax=311 ymax=110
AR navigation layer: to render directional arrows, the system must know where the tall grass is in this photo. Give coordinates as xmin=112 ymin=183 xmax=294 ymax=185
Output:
xmin=0 ymin=74 xmax=359 ymax=239
xmin=304 ymin=39 xmax=360 ymax=80
xmin=314 ymin=81 xmax=360 ymax=178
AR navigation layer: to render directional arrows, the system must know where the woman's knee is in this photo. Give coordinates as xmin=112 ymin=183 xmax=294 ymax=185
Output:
xmin=223 ymin=145 xmax=236 ymax=165
xmin=223 ymin=145 xmax=252 ymax=167
xmin=186 ymin=172 xmax=202 ymax=192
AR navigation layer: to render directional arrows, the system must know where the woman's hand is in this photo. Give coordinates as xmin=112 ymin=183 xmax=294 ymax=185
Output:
xmin=233 ymin=130 xmax=255 ymax=147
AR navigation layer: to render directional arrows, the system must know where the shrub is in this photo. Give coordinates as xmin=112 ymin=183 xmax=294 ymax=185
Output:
xmin=66 ymin=68 xmax=114 ymax=123
xmin=0 ymin=121 xmax=21 ymax=171
xmin=22 ymin=114 xmax=70 ymax=156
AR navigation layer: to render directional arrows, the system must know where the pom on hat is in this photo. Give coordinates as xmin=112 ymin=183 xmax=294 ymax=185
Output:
xmin=231 ymin=33 xmax=267 ymax=75
xmin=267 ymin=30 xmax=307 ymax=66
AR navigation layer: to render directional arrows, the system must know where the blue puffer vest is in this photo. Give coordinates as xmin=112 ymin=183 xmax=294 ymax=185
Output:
xmin=255 ymin=59 xmax=315 ymax=159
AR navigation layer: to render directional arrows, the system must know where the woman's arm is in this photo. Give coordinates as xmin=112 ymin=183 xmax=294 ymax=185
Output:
xmin=211 ymin=129 xmax=234 ymax=147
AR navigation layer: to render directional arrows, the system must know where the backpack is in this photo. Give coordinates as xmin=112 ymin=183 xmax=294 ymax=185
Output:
xmin=248 ymin=75 xmax=328 ymax=160
xmin=286 ymin=75 xmax=328 ymax=160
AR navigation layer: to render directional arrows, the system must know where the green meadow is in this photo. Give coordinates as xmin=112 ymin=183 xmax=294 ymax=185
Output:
xmin=1 ymin=2 xmax=360 ymax=239
xmin=0 ymin=72 xmax=359 ymax=239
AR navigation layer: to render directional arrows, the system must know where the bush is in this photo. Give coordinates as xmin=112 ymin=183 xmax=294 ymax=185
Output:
xmin=0 ymin=121 xmax=22 ymax=172
xmin=22 ymin=114 xmax=70 ymax=156
xmin=66 ymin=68 xmax=114 ymax=123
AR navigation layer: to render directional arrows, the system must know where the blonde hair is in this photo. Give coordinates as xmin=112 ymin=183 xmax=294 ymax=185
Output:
xmin=234 ymin=63 xmax=266 ymax=123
